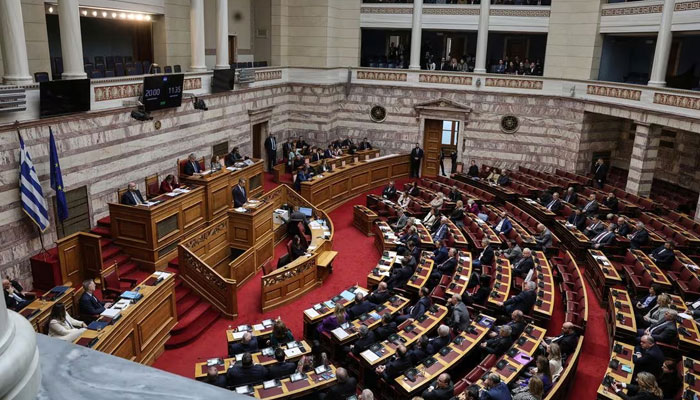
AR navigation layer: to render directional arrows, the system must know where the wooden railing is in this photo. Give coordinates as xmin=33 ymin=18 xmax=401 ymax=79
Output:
xmin=178 ymin=245 xmax=238 ymax=318
xmin=56 ymin=231 xmax=103 ymax=285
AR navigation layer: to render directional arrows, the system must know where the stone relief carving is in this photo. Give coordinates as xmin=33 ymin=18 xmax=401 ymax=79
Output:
xmin=94 ymin=78 xmax=202 ymax=102
xmin=587 ymin=85 xmax=642 ymax=101
xmin=357 ymin=70 xmax=407 ymax=82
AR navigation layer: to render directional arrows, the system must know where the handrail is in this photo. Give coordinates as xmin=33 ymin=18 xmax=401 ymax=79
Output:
xmin=178 ymin=245 xmax=238 ymax=318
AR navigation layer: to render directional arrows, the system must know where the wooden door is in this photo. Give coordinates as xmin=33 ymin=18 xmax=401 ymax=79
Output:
xmin=422 ymin=119 xmax=442 ymax=178
xmin=228 ymin=36 xmax=237 ymax=65
xmin=252 ymin=123 xmax=262 ymax=160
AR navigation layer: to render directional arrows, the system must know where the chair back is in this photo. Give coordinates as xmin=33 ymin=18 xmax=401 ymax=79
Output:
xmin=178 ymin=157 xmax=205 ymax=175
xmin=145 ymin=174 xmax=159 ymax=198
xmin=173 ymin=65 xmax=182 ymax=73
xmin=105 ymin=70 xmax=115 ymax=77
xmin=95 ymin=56 xmax=105 ymax=66
xmin=164 ymin=65 xmax=173 ymax=73
xmin=117 ymin=187 xmax=128 ymax=202
xmin=101 ymin=262 xmax=120 ymax=293
xmin=115 ymin=63 xmax=125 ymax=76
xmin=134 ymin=63 xmax=144 ymax=75
xmin=34 ymin=72 xmax=49 ymax=82
xmin=104 ymin=56 xmax=114 ymax=69
xmin=262 ymin=260 xmax=275 ymax=275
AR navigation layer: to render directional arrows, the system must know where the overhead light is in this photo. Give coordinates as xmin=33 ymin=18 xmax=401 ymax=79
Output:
xmin=127 ymin=14 xmax=134 ymax=20
xmin=102 ymin=11 xmax=107 ymax=17
xmin=136 ymin=14 xmax=143 ymax=21
xmin=81 ymin=10 xmax=87 ymax=16
xmin=145 ymin=15 xmax=151 ymax=21
xmin=48 ymin=7 xmax=53 ymax=13
xmin=112 ymin=12 xmax=117 ymax=18
xmin=119 ymin=13 xmax=126 ymax=19
xmin=92 ymin=11 xmax=97 ymax=17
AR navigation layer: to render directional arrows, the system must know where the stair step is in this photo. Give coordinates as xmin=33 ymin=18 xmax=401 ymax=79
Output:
xmin=165 ymin=307 xmax=219 ymax=349
xmin=176 ymin=293 xmax=201 ymax=316
xmin=99 ymin=238 xmax=112 ymax=248
xmin=118 ymin=262 xmax=138 ymax=277
xmin=175 ymin=286 xmax=191 ymax=302
xmin=170 ymin=302 xmax=212 ymax=334
xmin=97 ymin=216 xmax=111 ymax=227
xmin=167 ymin=257 xmax=179 ymax=271
xmin=91 ymin=226 xmax=111 ymax=237
xmin=104 ymin=254 xmax=130 ymax=269
xmin=101 ymin=245 xmax=121 ymax=261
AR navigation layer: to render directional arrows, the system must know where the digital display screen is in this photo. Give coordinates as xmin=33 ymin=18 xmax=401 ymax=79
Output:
xmin=40 ymin=79 xmax=91 ymax=118
xmin=142 ymin=74 xmax=184 ymax=112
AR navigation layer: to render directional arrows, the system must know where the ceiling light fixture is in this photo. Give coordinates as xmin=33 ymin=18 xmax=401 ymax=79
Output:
xmin=48 ymin=7 xmax=53 ymax=13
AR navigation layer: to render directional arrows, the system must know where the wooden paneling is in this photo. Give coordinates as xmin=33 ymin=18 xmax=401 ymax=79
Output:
xmin=56 ymin=232 xmax=102 ymax=284
xmin=231 ymin=248 xmax=257 ymax=287
xmin=423 ymin=119 xmax=442 ymax=178
xmin=137 ymin=295 xmax=176 ymax=352
xmin=112 ymin=329 xmax=138 ymax=361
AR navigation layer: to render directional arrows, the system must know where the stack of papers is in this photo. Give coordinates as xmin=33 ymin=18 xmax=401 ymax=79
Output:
xmin=153 ymin=271 xmax=171 ymax=280
xmin=323 ymin=300 xmax=335 ymax=309
xmin=304 ymin=308 xmax=320 ymax=319
xmin=263 ymin=380 xmax=279 ymax=389
xmin=284 ymin=347 xmax=302 ymax=358
xmin=100 ymin=308 xmax=121 ymax=319
xmin=112 ymin=299 xmax=131 ymax=311
xmin=253 ymin=323 xmax=265 ymax=331
xmin=339 ymin=290 xmax=355 ymax=301
xmin=207 ymin=358 xmax=222 ymax=366
xmin=331 ymin=327 xmax=350 ymax=340
xmin=361 ymin=349 xmax=380 ymax=363
xmin=232 ymin=331 xmax=246 ymax=340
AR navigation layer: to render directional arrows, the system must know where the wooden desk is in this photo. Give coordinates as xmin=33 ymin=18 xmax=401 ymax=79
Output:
xmin=668 ymin=295 xmax=700 ymax=353
xmin=330 ymin=295 xmax=410 ymax=345
xmin=373 ymin=221 xmax=398 ymax=255
xmin=302 ymin=286 xmax=368 ymax=340
xmin=607 ymin=288 xmax=637 ymax=343
xmin=445 ymin=219 xmax=469 ymax=249
xmin=368 ymin=250 xmax=398 ymax=289
xmin=179 ymin=159 xmax=265 ymax=222
xmin=108 ymin=186 xmax=207 ymax=270
xmin=517 ymin=197 xmax=557 ymax=224
xmin=445 ymin=252 xmax=473 ymax=298
xmin=73 ymin=272 xmax=177 ymax=365
xmin=452 ymin=174 xmax=519 ymax=202
xmin=300 ymin=154 xmax=410 ymax=211
xmin=253 ymin=364 xmax=338 ymax=399
xmin=630 ymin=249 xmax=672 ymax=288
xmin=681 ymin=356 xmax=700 ymax=400
xmin=597 ymin=341 xmax=635 ymax=400
xmin=353 ymin=205 xmax=378 ymax=236
xmin=463 ymin=213 xmax=503 ymax=248
xmin=415 ymin=222 xmax=436 ymax=249
xmin=532 ymin=251 xmax=554 ymax=322
xmin=395 ymin=314 xmax=497 ymax=395
xmin=586 ymin=250 xmax=623 ymax=307
xmin=22 ymin=285 xmax=75 ymax=333
xmin=360 ymin=306 xmax=450 ymax=368
xmin=194 ymin=340 xmax=312 ymax=379
xmin=487 ymin=257 xmax=512 ymax=309
xmin=407 ymin=256 xmax=434 ymax=293
xmin=226 ymin=319 xmax=277 ymax=344
xmin=553 ymin=220 xmax=591 ymax=256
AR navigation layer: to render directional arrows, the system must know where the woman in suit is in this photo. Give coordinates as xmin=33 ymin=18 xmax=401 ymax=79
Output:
xmin=612 ymin=372 xmax=663 ymax=400
xmin=269 ymin=320 xmax=295 ymax=348
xmin=159 ymin=174 xmax=180 ymax=194
xmin=211 ymin=155 xmax=225 ymax=171
xmin=290 ymin=235 xmax=307 ymax=260
xmin=640 ymin=293 xmax=671 ymax=328
xmin=450 ymin=200 xmax=465 ymax=227
xmin=423 ymin=207 xmax=439 ymax=230
xmin=317 ymin=303 xmax=346 ymax=335
xmin=48 ymin=303 xmax=87 ymax=341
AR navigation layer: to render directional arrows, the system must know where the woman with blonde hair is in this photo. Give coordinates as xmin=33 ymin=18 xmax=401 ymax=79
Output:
xmin=547 ymin=343 xmax=563 ymax=379
xmin=317 ymin=303 xmax=346 ymax=335
xmin=642 ymin=293 xmax=671 ymax=327
xmin=613 ymin=371 xmax=663 ymax=400
xmin=513 ymin=375 xmax=544 ymax=400
xmin=450 ymin=200 xmax=465 ymax=227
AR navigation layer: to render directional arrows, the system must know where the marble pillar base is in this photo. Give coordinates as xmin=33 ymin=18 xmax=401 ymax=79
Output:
xmin=190 ymin=66 xmax=208 ymax=72
xmin=0 ymin=311 xmax=41 ymax=400
xmin=61 ymin=72 xmax=88 ymax=80
xmin=35 ymin=334 xmax=247 ymax=400
xmin=2 ymin=75 xmax=34 ymax=85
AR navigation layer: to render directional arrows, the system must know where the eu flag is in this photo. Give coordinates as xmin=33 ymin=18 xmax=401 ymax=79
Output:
xmin=49 ymin=127 xmax=68 ymax=221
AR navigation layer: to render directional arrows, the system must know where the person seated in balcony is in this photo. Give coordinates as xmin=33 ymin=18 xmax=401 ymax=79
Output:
xmin=649 ymin=241 xmax=675 ymax=270
xmin=159 ymin=174 xmax=180 ymax=194
xmin=47 ymin=303 xmax=87 ymax=341
xmin=523 ymin=62 xmax=539 ymax=76
xmin=494 ymin=59 xmax=506 ymax=74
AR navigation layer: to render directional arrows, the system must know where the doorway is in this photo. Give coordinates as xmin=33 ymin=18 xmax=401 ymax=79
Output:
xmin=252 ymin=121 xmax=269 ymax=170
xmin=228 ymin=35 xmax=237 ymax=65
xmin=422 ymin=119 xmax=443 ymax=178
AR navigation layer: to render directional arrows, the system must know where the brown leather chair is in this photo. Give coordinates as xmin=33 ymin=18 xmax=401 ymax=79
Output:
xmin=145 ymin=174 xmax=159 ymax=199
xmin=100 ymin=262 xmax=137 ymax=301
xmin=117 ymin=188 xmax=128 ymax=203
xmin=177 ymin=157 xmax=205 ymax=175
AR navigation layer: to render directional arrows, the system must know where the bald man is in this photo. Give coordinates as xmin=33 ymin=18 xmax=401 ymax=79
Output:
xmin=3 ymin=278 xmax=31 ymax=311
xmin=545 ymin=322 xmax=579 ymax=356
xmin=321 ymin=367 xmax=357 ymax=400
xmin=121 ymin=182 xmax=145 ymax=205
xmin=421 ymin=373 xmax=454 ymax=400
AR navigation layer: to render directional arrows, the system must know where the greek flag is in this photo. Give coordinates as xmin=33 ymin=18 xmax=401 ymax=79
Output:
xmin=18 ymin=131 xmax=50 ymax=232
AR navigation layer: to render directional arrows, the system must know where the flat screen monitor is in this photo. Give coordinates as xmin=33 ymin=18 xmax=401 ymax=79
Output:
xmin=40 ymin=79 xmax=91 ymax=118
xmin=142 ymin=74 xmax=184 ymax=112
xmin=212 ymin=69 xmax=235 ymax=93
xmin=299 ymin=207 xmax=313 ymax=218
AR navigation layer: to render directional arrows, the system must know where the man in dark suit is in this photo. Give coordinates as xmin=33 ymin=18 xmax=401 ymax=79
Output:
xmin=310 ymin=148 xmax=322 ymax=162
xmin=493 ymin=216 xmax=513 ymax=236
xmin=473 ymin=239 xmax=495 ymax=269
xmin=226 ymin=352 xmax=268 ymax=387
xmin=604 ymin=193 xmax=619 ymax=214
xmin=567 ymin=209 xmax=587 ymax=231
xmin=650 ymin=241 xmax=675 ymax=270
xmin=203 ymin=366 xmax=227 ymax=388
xmin=512 ymin=248 xmax=535 ymax=278
xmin=382 ymin=181 xmax=397 ymax=199
xmin=350 ymin=325 xmax=377 ymax=356
xmin=283 ymin=138 xmax=293 ymax=157
xmin=232 ymin=178 xmax=247 ymax=208
xmin=386 ymin=256 xmax=414 ymax=290
xmin=264 ymin=134 xmax=277 ymax=171
xmin=396 ymin=287 xmax=431 ymax=323
xmin=121 ymin=182 xmax=145 ymax=205
xmin=496 ymin=171 xmax=510 ymax=186
xmin=489 ymin=310 xmax=526 ymax=340
xmin=563 ymin=187 xmax=578 ymax=204
xmin=408 ymin=336 xmax=430 ymax=364
xmin=629 ymin=222 xmax=650 ymax=249
xmin=480 ymin=374 xmax=511 ymax=400
xmin=581 ymin=194 xmax=599 ymax=216
xmin=3 ymin=279 xmax=31 ymax=311
xmin=432 ymin=217 xmax=449 ymax=243
xmin=633 ymin=335 xmax=665 ymax=378
xmin=323 ymin=145 xmax=334 ymax=159
xmin=340 ymin=137 xmax=354 ymax=147
xmin=544 ymin=322 xmax=579 ymax=357
xmin=593 ymin=158 xmax=608 ymax=188
xmin=78 ymin=279 xmax=112 ymax=318
xmin=374 ymin=313 xmax=398 ymax=341
xmin=480 ymin=325 xmax=513 ymax=356
xmin=534 ymin=224 xmax=552 ymax=251
xmin=346 ymin=292 xmax=376 ymax=320
xmin=429 ymin=248 xmax=458 ymax=283
xmin=410 ymin=143 xmax=424 ymax=178
xmin=504 ymin=281 xmax=537 ymax=314
xmin=376 ymin=345 xmax=411 ymax=380
xmin=226 ymin=147 xmax=243 ymax=166
xmin=266 ymin=348 xmax=296 ymax=380
xmin=590 ymin=225 xmax=616 ymax=250
xmin=583 ymin=216 xmax=605 ymax=238
xmin=421 ymin=373 xmax=454 ymax=400
xmin=545 ymin=192 xmax=562 ymax=212
xmin=368 ymin=282 xmax=391 ymax=305
xmin=359 ymin=137 xmax=372 ymax=150
xmin=183 ymin=153 xmax=202 ymax=176
xmin=320 ymin=367 xmax=357 ymax=400
xmin=448 ymin=295 xmax=471 ymax=332
xmin=294 ymin=167 xmax=310 ymax=191
xmin=639 ymin=310 xmax=678 ymax=344
xmin=431 ymin=241 xmax=449 ymax=265
xmin=467 ymin=160 xmax=479 ymax=178
xmin=228 ymin=332 xmax=259 ymax=357
xmin=615 ymin=217 xmax=631 ymax=236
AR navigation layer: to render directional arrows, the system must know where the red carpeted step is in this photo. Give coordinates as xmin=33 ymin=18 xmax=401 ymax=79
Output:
xmin=168 ymin=257 xmax=179 ymax=271
xmin=117 ymin=261 xmax=138 ymax=277
xmin=176 ymin=293 xmax=200 ymax=316
xmin=99 ymin=238 xmax=112 ymax=248
xmin=101 ymin=245 xmax=121 ymax=261
xmin=171 ymin=301 xmax=212 ymax=333
xmin=103 ymin=254 xmax=130 ymax=271
xmin=165 ymin=306 xmax=220 ymax=349
xmin=97 ymin=216 xmax=111 ymax=227
xmin=175 ymin=286 xmax=191 ymax=302
xmin=90 ymin=226 xmax=111 ymax=237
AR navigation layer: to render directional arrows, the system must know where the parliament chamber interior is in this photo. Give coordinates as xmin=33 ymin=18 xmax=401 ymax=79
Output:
xmin=2 ymin=0 xmax=700 ymax=399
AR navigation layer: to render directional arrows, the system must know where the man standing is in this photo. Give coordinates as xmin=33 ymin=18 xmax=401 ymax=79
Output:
xmin=593 ymin=158 xmax=608 ymax=189
xmin=232 ymin=178 xmax=247 ymax=208
xmin=410 ymin=143 xmax=424 ymax=178
xmin=264 ymin=133 xmax=277 ymax=171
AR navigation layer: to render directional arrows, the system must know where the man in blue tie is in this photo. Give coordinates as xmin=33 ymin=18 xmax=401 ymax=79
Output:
xmin=183 ymin=153 xmax=202 ymax=176
xmin=433 ymin=217 xmax=449 ymax=243
xmin=232 ymin=178 xmax=247 ymax=208
xmin=591 ymin=225 xmax=616 ymax=249
xmin=264 ymin=133 xmax=277 ymax=171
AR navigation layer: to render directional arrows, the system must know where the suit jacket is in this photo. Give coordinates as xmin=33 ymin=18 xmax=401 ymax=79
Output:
xmin=347 ymin=300 xmax=376 ymax=320
xmin=567 ymin=213 xmax=587 ymax=231
xmin=432 ymin=247 xmax=449 ymax=265
xmin=352 ymin=331 xmax=377 ymax=355
xmin=504 ymin=289 xmax=536 ymax=314
xmin=283 ymin=143 xmax=293 ymax=156
xmin=387 ymin=265 xmax=413 ymax=290
xmin=4 ymin=289 xmax=28 ymax=311
xmin=497 ymin=175 xmax=510 ymax=186
xmin=465 ymin=286 xmax=491 ymax=306
xmin=294 ymin=171 xmax=308 ymax=191
xmin=204 ymin=374 xmax=227 ymax=388
xmin=535 ymin=229 xmax=553 ymax=250
xmin=630 ymin=229 xmax=649 ymax=249
xmin=477 ymin=245 xmax=495 ymax=266
xmin=551 ymin=333 xmax=580 ymax=356
xmin=226 ymin=364 xmax=268 ymax=387
xmin=582 ymin=200 xmax=599 ymax=216
xmin=323 ymin=149 xmax=333 ymax=159
xmin=648 ymin=320 xmax=677 ymax=344
xmin=359 ymin=141 xmax=372 ymax=150
xmin=316 ymin=164 xmax=331 ymax=175
xmin=436 ymin=257 xmax=457 ymax=277
xmin=616 ymin=224 xmax=631 ymax=236
xmin=512 ymin=256 xmax=535 ymax=277
xmin=433 ymin=224 xmax=449 ymax=243
xmin=483 ymin=336 xmax=513 ymax=356
xmin=383 ymin=355 xmax=412 ymax=380
xmin=451 ymin=301 xmax=471 ymax=332
xmin=264 ymin=136 xmax=277 ymax=153
xmin=480 ymin=382 xmax=511 ymax=400
xmin=422 ymin=381 xmax=454 ymax=400
xmin=368 ymin=289 xmax=390 ymax=305
xmin=650 ymin=247 xmax=675 ymax=269
xmin=468 ymin=165 xmax=480 ymax=177
xmin=375 ymin=322 xmax=397 ymax=341
xmin=594 ymin=163 xmax=608 ymax=183
xmin=408 ymin=297 xmax=432 ymax=320
xmin=545 ymin=199 xmax=562 ymax=212
xmin=584 ymin=221 xmax=605 ymax=238
xmin=232 ymin=185 xmax=247 ymax=208
xmin=228 ymin=337 xmax=259 ymax=357
xmin=310 ymin=153 xmax=321 ymax=162
xmin=266 ymin=361 xmax=296 ymax=380
xmin=183 ymin=160 xmax=201 ymax=176
xmin=325 ymin=377 xmax=358 ymax=400
xmin=633 ymin=344 xmax=664 ymax=377
xmin=408 ymin=346 xmax=429 ymax=365
xmin=79 ymin=292 xmax=105 ymax=316
xmin=121 ymin=190 xmax=145 ymax=206
xmin=591 ymin=231 xmax=615 ymax=246
xmin=563 ymin=192 xmax=578 ymax=204
xmin=494 ymin=218 xmax=513 ymax=235
xmin=383 ymin=185 xmax=397 ymax=198
xmin=506 ymin=320 xmax=527 ymax=339
xmin=427 ymin=335 xmax=451 ymax=355
xmin=410 ymin=148 xmax=424 ymax=163
xmin=605 ymin=197 xmax=619 ymax=214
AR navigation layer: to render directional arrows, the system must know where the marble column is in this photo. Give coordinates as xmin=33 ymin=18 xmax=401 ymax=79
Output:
xmin=0 ymin=0 xmax=33 ymax=85
xmin=474 ymin=0 xmax=491 ymax=73
xmin=408 ymin=0 xmax=423 ymax=70
xmin=58 ymin=0 xmax=87 ymax=79
xmin=190 ymin=0 xmax=207 ymax=72
xmin=215 ymin=0 xmax=230 ymax=70
xmin=625 ymin=123 xmax=660 ymax=198
xmin=648 ymin=0 xmax=675 ymax=87
xmin=0 ymin=293 xmax=41 ymax=399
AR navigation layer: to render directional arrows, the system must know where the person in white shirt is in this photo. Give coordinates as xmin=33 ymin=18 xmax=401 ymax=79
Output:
xmin=397 ymin=191 xmax=411 ymax=209
xmin=48 ymin=302 xmax=87 ymax=341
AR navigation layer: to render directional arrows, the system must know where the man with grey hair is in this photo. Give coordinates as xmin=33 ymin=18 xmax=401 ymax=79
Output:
xmin=427 ymin=324 xmax=451 ymax=354
xmin=632 ymin=334 xmax=664 ymax=378
xmin=448 ymin=294 xmax=471 ymax=332
xmin=512 ymin=248 xmax=534 ymax=278
xmin=628 ymin=221 xmax=650 ymax=250
xmin=349 ymin=324 xmax=376 ymax=356
xmin=504 ymin=281 xmax=537 ymax=314
xmin=481 ymin=373 xmax=510 ymax=399
xmin=120 ymin=182 xmax=145 ymax=205
xmin=640 ymin=309 xmax=678 ymax=344
xmin=481 ymin=325 xmax=513 ymax=356
xmin=534 ymin=223 xmax=552 ymax=251
xmin=183 ymin=153 xmax=202 ymax=175
xmin=228 ymin=331 xmax=259 ymax=357
xmin=78 ymin=279 xmax=112 ymax=318
xmin=359 ymin=389 xmax=374 ymax=400
xmin=421 ymin=372 xmax=454 ymax=400
xmin=320 ymin=367 xmax=357 ymax=400
xmin=433 ymin=217 xmax=450 ymax=242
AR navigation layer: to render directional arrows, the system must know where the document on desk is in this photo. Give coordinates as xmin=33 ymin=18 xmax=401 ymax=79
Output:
xmin=339 ymin=290 xmax=355 ymax=302
xmin=304 ymin=308 xmax=320 ymax=319
xmin=331 ymin=327 xmax=350 ymax=340
xmin=253 ymin=324 xmax=265 ymax=331
xmin=284 ymin=347 xmax=303 ymax=358
xmin=361 ymin=349 xmax=380 ymax=363
xmin=232 ymin=331 xmax=246 ymax=340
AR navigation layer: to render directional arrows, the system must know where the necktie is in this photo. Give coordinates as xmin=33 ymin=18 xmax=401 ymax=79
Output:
xmin=547 ymin=200 xmax=556 ymax=210
xmin=584 ymin=202 xmax=591 ymax=211
xmin=593 ymin=232 xmax=607 ymax=243
xmin=132 ymin=191 xmax=141 ymax=205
